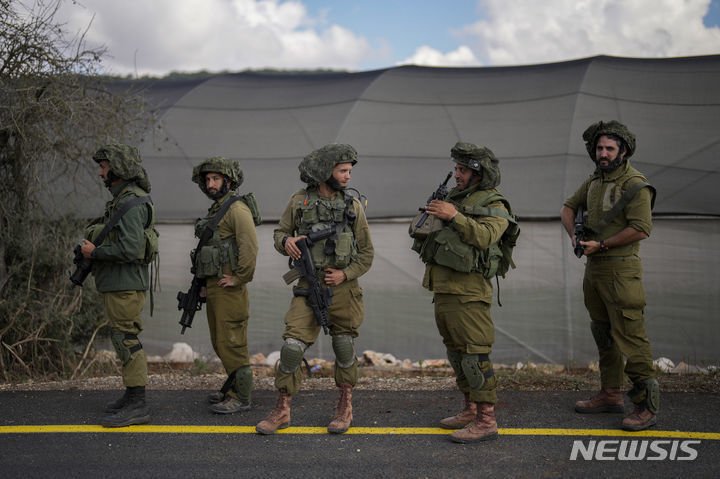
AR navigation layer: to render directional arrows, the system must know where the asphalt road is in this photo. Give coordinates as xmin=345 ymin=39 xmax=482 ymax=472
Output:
xmin=1 ymin=389 xmax=718 ymax=478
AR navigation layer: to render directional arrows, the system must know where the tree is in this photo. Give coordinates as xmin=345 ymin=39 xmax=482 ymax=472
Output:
xmin=0 ymin=0 xmax=154 ymax=380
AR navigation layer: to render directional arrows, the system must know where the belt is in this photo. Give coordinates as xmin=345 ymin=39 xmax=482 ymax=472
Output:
xmin=587 ymin=255 xmax=637 ymax=262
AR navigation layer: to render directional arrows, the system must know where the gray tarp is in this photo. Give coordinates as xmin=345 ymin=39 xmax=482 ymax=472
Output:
xmin=71 ymin=55 xmax=720 ymax=365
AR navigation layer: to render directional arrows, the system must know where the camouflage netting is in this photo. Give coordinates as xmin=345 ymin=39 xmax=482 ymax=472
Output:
xmin=298 ymin=144 xmax=357 ymax=186
xmin=192 ymin=157 xmax=244 ymax=195
xmin=450 ymin=142 xmax=501 ymax=190
xmin=582 ymin=120 xmax=637 ymax=160
xmin=93 ymin=143 xmax=151 ymax=192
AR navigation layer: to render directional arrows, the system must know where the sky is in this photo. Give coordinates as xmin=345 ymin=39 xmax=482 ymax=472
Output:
xmin=52 ymin=0 xmax=720 ymax=76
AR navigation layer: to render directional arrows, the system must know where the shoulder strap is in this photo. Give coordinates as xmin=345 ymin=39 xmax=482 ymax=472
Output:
xmin=461 ymin=192 xmax=516 ymax=223
xmin=596 ymin=180 xmax=655 ymax=234
xmin=94 ymin=196 xmax=152 ymax=246
xmin=194 ymin=196 xmax=242 ymax=253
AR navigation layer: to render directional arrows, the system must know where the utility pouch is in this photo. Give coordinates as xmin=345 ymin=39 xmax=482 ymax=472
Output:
xmin=430 ymin=227 xmax=479 ymax=273
xmin=409 ymin=212 xmax=444 ymax=239
xmin=195 ymin=245 xmax=222 ymax=278
xmin=333 ymin=231 xmax=354 ymax=268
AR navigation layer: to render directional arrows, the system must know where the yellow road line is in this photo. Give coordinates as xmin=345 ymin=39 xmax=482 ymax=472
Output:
xmin=0 ymin=425 xmax=718 ymax=440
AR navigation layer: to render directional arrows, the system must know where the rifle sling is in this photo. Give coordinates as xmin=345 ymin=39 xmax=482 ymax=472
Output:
xmin=93 ymin=195 xmax=152 ymax=248
xmin=193 ymin=196 xmax=242 ymax=260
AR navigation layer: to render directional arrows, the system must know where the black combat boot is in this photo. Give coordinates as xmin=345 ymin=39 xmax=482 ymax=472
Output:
xmin=104 ymin=388 xmax=131 ymax=413
xmin=101 ymin=386 xmax=150 ymax=428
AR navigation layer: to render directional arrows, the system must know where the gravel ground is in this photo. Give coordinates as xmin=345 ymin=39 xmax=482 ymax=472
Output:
xmin=2 ymin=363 xmax=717 ymax=393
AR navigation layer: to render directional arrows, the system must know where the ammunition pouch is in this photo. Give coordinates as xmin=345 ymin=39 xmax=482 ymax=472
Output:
xmin=409 ymin=212 xmax=444 ymax=240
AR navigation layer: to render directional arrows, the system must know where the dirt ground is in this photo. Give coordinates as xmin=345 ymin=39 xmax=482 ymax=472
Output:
xmin=2 ymin=362 xmax=718 ymax=393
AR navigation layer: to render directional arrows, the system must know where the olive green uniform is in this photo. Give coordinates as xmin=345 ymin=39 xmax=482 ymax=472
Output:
xmin=421 ymin=183 xmax=509 ymax=404
xmin=564 ymin=160 xmax=656 ymax=404
xmin=272 ymin=188 xmax=374 ymax=395
xmin=89 ymin=181 xmax=152 ymax=388
xmin=195 ymin=191 xmax=258 ymax=401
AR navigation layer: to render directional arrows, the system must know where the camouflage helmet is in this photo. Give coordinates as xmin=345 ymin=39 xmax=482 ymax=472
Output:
xmin=582 ymin=120 xmax=636 ymax=161
xmin=93 ymin=143 xmax=151 ymax=192
xmin=299 ymin=144 xmax=357 ymax=186
xmin=192 ymin=157 xmax=244 ymax=194
xmin=450 ymin=142 xmax=501 ymax=189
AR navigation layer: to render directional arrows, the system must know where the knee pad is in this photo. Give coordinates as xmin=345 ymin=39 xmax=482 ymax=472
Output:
xmin=110 ymin=331 xmax=142 ymax=366
xmin=446 ymin=349 xmax=463 ymax=376
xmin=461 ymin=354 xmax=485 ymax=391
xmin=232 ymin=366 xmax=253 ymax=402
xmin=332 ymin=335 xmax=356 ymax=369
xmin=279 ymin=338 xmax=307 ymax=374
xmin=590 ymin=321 xmax=613 ymax=349
xmin=641 ymin=378 xmax=660 ymax=414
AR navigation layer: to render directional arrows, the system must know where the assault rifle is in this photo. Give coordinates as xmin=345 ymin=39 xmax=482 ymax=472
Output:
xmin=282 ymin=228 xmax=338 ymax=335
xmin=411 ymin=172 xmax=452 ymax=235
xmin=177 ymin=276 xmax=206 ymax=334
xmin=177 ymin=195 xmax=241 ymax=334
xmin=574 ymin=206 xmax=586 ymax=258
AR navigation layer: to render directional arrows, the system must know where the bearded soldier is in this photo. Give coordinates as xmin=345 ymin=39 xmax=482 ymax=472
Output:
xmin=561 ymin=120 xmax=659 ymax=431
xmin=255 ymin=144 xmax=374 ymax=435
xmin=191 ymin=157 xmax=259 ymax=414
xmin=410 ymin=142 xmax=517 ymax=444
xmin=80 ymin=144 xmax=155 ymax=428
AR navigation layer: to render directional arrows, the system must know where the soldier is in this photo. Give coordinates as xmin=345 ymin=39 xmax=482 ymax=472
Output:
xmin=410 ymin=142 xmax=515 ymax=444
xmin=190 ymin=157 xmax=259 ymax=414
xmin=561 ymin=120 xmax=659 ymax=431
xmin=80 ymin=144 xmax=156 ymax=428
xmin=255 ymin=144 xmax=374 ymax=435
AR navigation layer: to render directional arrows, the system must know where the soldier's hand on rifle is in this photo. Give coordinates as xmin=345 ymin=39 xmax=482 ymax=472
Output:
xmin=80 ymin=239 xmax=96 ymax=259
xmin=425 ymin=200 xmax=458 ymax=222
xmin=217 ymin=274 xmax=236 ymax=288
xmin=284 ymin=235 xmax=306 ymax=260
xmin=323 ymin=268 xmax=346 ymax=287
xmin=200 ymin=286 xmax=207 ymax=298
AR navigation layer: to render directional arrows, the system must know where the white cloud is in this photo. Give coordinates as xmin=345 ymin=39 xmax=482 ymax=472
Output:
xmin=460 ymin=0 xmax=720 ymax=66
xmin=58 ymin=0 xmax=372 ymax=75
xmin=397 ymin=45 xmax=482 ymax=67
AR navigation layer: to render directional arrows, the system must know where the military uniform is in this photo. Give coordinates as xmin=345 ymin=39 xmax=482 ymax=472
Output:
xmin=190 ymin=157 xmax=259 ymax=413
xmin=256 ymin=143 xmax=373 ymax=435
xmin=272 ymin=188 xmax=374 ymax=395
xmin=564 ymin=163 xmax=656 ymax=399
xmin=563 ymin=120 xmax=659 ymax=431
xmin=86 ymin=143 xmax=154 ymax=428
xmin=412 ymin=142 xmax=513 ymax=444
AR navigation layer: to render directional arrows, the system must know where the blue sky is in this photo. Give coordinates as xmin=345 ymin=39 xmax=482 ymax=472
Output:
xmin=55 ymin=0 xmax=720 ymax=76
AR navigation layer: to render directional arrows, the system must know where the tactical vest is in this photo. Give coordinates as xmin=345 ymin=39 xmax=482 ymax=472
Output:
xmin=296 ymin=189 xmax=357 ymax=269
xmin=84 ymin=183 xmax=158 ymax=265
xmin=414 ymin=190 xmax=518 ymax=278
xmin=191 ymin=204 xmax=239 ymax=279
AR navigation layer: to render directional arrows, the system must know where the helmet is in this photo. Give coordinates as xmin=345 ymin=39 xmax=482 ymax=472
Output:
xmin=192 ymin=157 xmax=244 ymax=196
xmin=450 ymin=142 xmax=501 ymax=189
xmin=93 ymin=143 xmax=151 ymax=192
xmin=299 ymin=144 xmax=357 ymax=186
xmin=582 ymin=120 xmax=636 ymax=170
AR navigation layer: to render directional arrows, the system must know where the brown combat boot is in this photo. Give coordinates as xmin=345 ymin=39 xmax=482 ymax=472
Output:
xmin=255 ymin=389 xmax=291 ymax=435
xmin=575 ymin=388 xmax=624 ymax=413
xmin=440 ymin=392 xmax=477 ymax=429
xmin=450 ymin=402 xmax=498 ymax=444
xmin=327 ymin=384 xmax=353 ymax=434
xmin=621 ymin=404 xmax=657 ymax=431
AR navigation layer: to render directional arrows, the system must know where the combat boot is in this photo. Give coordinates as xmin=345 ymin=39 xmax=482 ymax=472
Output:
xmin=328 ymin=384 xmax=353 ymax=434
xmin=210 ymin=396 xmax=251 ymax=414
xmin=256 ymin=389 xmax=291 ymax=435
xmin=575 ymin=388 xmax=624 ymax=413
xmin=440 ymin=392 xmax=477 ymax=429
xmin=104 ymin=388 xmax=130 ymax=413
xmin=621 ymin=404 xmax=657 ymax=431
xmin=207 ymin=391 xmax=225 ymax=404
xmin=450 ymin=402 xmax=498 ymax=444
xmin=100 ymin=386 xmax=150 ymax=428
